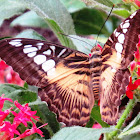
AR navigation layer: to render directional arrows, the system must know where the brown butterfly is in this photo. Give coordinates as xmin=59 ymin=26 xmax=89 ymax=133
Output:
xmin=0 ymin=9 xmax=140 ymax=126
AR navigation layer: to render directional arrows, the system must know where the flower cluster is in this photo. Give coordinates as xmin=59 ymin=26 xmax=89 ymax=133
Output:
xmin=0 ymin=94 xmax=47 ymax=140
xmin=126 ymin=36 xmax=140 ymax=99
xmin=0 ymin=60 xmax=24 ymax=86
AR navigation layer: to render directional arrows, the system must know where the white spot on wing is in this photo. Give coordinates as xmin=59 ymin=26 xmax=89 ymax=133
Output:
xmin=115 ymin=31 xmax=120 ymax=37
xmin=114 ymin=29 xmax=117 ymax=33
xmin=42 ymin=59 xmax=55 ymax=72
xmin=23 ymin=47 xmax=38 ymax=54
xmin=24 ymin=45 xmax=32 ymax=48
xmin=120 ymin=23 xmax=123 ymax=28
xmin=27 ymin=52 xmax=36 ymax=57
xmin=47 ymin=68 xmax=56 ymax=76
xmin=111 ymin=68 xmax=116 ymax=73
xmin=50 ymin=46 xmax=55 ymax=52
xmin=118 ymin=34 xmax=125 ymax=44
xmin=57 ymin=49 xmax=66 ymax=57
xmin=125 ymin=20 xmax=129 ymax=23
xmin=38 ymin=46 xmax=42 ymax=50
xmin=130 ymin=11 xmax=137 ymax=18
xmin=37 ymin=43 xmax=44 ymax=50
xmin=115 ymin=43 xmax=123 ymax=53
xmin=15 ymin=43 xmax=22 ymax=47
xmin=9 ymin=39 xmax=22 ymax=47
xmin=43 ymin=50 xmax=51 ymax=55
xmin=117 ymin=52 xmax=122 ymax=58
xmin=34 ymin=55 xmax=46 ymax=65
xmin=123 ymin=29 xmax=128 ymax=33
xmin=122 ymin=22 xmax=130 ymax=28
xmin=37 ymin=43 xmax=44 ymax=46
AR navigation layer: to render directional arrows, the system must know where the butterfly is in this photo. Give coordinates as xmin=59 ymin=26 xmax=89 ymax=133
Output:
xmin=0 ymin=9 xmax=140 ymax=126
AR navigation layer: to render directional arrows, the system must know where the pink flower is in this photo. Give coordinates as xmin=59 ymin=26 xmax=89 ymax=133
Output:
xmin=14 ymin=101 xmax=39 ymax=121
xmin=0 ymin=94 xmax=13 ymax=110
xmin=135 ymin=0 xmax=140 ymax=7
xmin=97 ymin=44 xmax=102 ymax=51
xmin=11 ymin=111 xmax=31 ymax=127
xmin=126 ymin=77 xmax=140 ymax=99
xmin=0 ymin=60 xmax=24 ymax=86
xmin=0 ymin=61 xmax=8 ymax=70
xmin=12 ymin=123 xmax=48 ymax=140
xmin=0 ymin=95 xmax=47 ymax=139
xmin=0 ymin=121 xmax=20 ymax=138
xmin=92 ymin=123 xmax=102 ymax=129
xmin=137 ymin=67 xmax=140 ymax=76
xmin=130 ymin=61 xmax=136 ymax=71
xmin=135 ymin=46 xmax=140 ymax=61
xmin=0 ymin=108 xmax=12 ymax=125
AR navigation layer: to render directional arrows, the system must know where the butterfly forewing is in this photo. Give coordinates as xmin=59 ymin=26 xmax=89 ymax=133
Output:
xmin=100 ymin=9 xmax=140 ymax=125
xmin=0 ymin=38 xmax=94 ymax=126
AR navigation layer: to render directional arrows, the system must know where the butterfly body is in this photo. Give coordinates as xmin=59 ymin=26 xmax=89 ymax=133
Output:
xmin=0 ymin=9 xmax=140 ymax=126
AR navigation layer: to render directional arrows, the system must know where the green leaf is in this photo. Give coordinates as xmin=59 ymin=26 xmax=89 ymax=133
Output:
xmin=11 ymin=11 xmax=48 ymax=28
xmin=118 ymin=125 xmax=140 ymax=138
xmin=113 ymin=9 xmax=131 ymax=18
xmin=0 ymin=0 xmax=26 ymax=25
xmin=72 ymin=8 xmax=109 ymax=35
xmin=51 ymin=126 xmax=114 ymax=140
xmin=0 ymin=84 xmax=37 ymax=109
xmin=29 ymin=100 xmax=60 ymax=138
xmin=122 ymin=112 xmax=140 ymax=132
xmin=118 ymin=113 xmax=140 ymax=138
xmin=33 ymin=101 xmax=60 ymax=132
xmin=69 ymin=35 xmax=95 ymax=54
xmin=81 ymin=0 xmax=113 ymax=8
xmin=15 ymin=29 xmax=46 ymax=40
xmin=91 ymin=106 xmax=110 ymax=127
xmin=60 ymin=0 xmax=86 ymax=13
xmin=122 ymin=134 xmax=140 ymax=140
xmin=18 ymin=0 xmax=76 ymax=49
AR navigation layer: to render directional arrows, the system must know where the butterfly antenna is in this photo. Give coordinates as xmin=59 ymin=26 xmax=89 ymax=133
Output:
xmin=58 ymin=32 xmax=93 ymax=48
xmin=95 ymin=4 xmax=115 ymax=45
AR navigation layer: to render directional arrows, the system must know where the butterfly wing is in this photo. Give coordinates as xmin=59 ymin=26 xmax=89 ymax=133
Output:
xmin=0 ymin=38 xmax=94 ymax=126
xmin=100 ymin=9 xmax=140 ymax=125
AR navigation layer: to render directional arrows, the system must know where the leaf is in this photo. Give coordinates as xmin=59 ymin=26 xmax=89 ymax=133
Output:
xmin=29 ymin=100 xmax=60 ymax=137
xmin=122 ymin=112 xmax=140 ymax=132
xmin=69 ymin=35 xmax=95 ymax=54
xmin=15 ymin=29 xmax=46 ymax=40
xmin=11 ymin=11 xmax=48 ymax=28
xmin=81 ymin=0 xmax=113 ymax=8
xmin=118 ymin=125 xmax=140 ymax=139
xmin=0 ymin=0 xmax=26 ymax=23
xmin=60 ymin=0 xmax=86 ymax=13
xmin=18 ymin=0 xmax=76 ymax=49
xmin=0 ymin=84 xmax=37 ymax=109
xmin=122 ymin=134 xmax=140 ymax=140
xmin=118 ymin=113 xmax=140 ymax=139
xmin=113 ymin=9 xmax=131 ymax=18
xmin=51 ymin=126 xmax=114 ymax=140
xmin=91 ymin=105 xmax=110 ymax=128
xmin=71 ymin=8 xmax=109 ymax=35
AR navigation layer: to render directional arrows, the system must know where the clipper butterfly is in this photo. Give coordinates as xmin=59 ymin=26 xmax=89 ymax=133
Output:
xmin=0 ymin=9 xmax=140 ymax=126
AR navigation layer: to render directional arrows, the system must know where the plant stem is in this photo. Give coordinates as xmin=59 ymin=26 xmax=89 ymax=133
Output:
xmin=108 ymin=97 xmax=136 ymax=139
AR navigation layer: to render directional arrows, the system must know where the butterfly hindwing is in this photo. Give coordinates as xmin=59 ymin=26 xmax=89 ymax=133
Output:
xmin=0 ymin=38 xmax=94 ymax=126
xmin=100 ymin=9 xmax=140 ymax=124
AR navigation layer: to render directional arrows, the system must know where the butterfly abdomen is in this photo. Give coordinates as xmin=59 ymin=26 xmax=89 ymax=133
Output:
xmin=90 ymin=49 xmax=102 ymax=100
